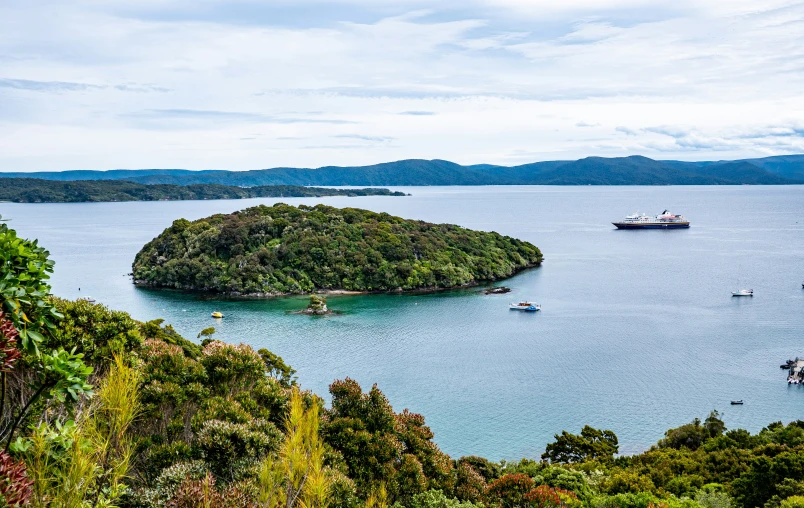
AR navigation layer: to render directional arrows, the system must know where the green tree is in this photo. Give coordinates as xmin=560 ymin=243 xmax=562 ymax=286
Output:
xmin=542 ymin=426 xmax=619 ymax=463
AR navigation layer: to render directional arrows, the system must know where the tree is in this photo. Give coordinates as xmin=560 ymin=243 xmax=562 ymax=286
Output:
xmin=704 ymin=411 xmax=727 ymax=439
xmin=658 ymin=413 xmax=724 ymax=451
xmin=257 ymin=387 xmax=331 ymax=508
xmin=542 ymin=426 xmax=619 ymax=463
xmin=259 ymin=348 xmax=297 ymax=388
xmin=0 ymin=215 xmax=62 ymax=354
xmin=485 ymin=474 xmax=534 ymax=508
xmin=197 ymin=327 xmax=216 ymax=340
xmin=0 ymin=219 xmax=94 ymax=505
xmin=322 ymin=378 xmax=453 ymax=503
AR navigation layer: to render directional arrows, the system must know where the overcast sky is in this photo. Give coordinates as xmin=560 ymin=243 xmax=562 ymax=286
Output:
xmin=1 ymin=0 xmax=803 ymax=171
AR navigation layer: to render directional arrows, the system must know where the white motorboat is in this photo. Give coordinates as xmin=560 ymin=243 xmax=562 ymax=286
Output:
xmin=509 ymin=301 xmax=541 ymax=312
xmin=732 ymin=289 xmax=753 ymax=297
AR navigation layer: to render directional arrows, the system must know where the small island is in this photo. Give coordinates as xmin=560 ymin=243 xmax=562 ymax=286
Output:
xmin=293 ymin=295 xmax=333 ymax=315
xmin=0 ymin=178 xmax=407 ymax=203
xmin=132 ymin=203 xmax=543 ymax=295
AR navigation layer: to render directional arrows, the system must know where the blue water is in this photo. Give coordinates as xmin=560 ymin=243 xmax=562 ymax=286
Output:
xmin=2 ymin=185 xmax=804 ymax=459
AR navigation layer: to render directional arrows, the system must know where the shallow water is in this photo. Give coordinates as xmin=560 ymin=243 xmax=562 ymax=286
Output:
xmin=2 ymin=185 xmax=804 ymax=459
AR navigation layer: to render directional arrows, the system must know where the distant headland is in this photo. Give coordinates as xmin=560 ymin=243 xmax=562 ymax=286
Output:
xmin=132 ymin=203 xmax=543 ymax=295
xmin=0 ymin=179 xmax=406 ymax=203
xmin=2 ymin=154 xmax=803 ymax=186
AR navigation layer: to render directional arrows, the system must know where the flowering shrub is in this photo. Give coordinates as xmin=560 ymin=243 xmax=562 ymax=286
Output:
xmin=167 ymin=472 xmax=254 ymax=508
xmin=194 ymin=418 xmax=281 ymax=481
xmin=524 ymin=485 xmax=580 ymax=508
xmin=201 ymin=341 xmax=264 ymax=396
xmin=486 ymin=474 xmax=535 ymax=508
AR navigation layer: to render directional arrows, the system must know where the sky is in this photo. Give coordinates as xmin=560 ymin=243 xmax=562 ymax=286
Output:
xmin=1 ymin=0 xmax=803 ymax=171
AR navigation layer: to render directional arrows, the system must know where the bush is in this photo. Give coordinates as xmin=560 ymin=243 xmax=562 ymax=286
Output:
xmin=194 ymin=419 xmax=281 ymax=481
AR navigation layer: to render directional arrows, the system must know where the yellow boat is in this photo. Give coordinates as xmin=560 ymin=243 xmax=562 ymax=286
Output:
xmin=211 ymin=311 xmax=224 ymax=318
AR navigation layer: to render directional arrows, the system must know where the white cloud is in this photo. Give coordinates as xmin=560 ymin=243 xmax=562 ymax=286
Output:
xmin=0 ymin=0 xmax=802 ymax=170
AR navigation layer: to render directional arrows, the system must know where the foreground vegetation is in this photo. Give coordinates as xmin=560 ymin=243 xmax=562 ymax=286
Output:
xmin=0 ymin=178 xmax=406 ymax=203
xmin=132 ymin=204 xmax=543 ymax=294
xmin=4 ymin=217 xmax=804 ymax=507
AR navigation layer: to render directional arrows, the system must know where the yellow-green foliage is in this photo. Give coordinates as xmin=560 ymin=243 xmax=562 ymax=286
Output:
xmin=258 ymin=387 xmax=331 ymax=508
xmin=781 ymin=496 xmax=804 ymax=508
xmin=365 ymin=484 xmax=389 ymax=508
xmin=23 ymin=355 xmax=140 ymax=507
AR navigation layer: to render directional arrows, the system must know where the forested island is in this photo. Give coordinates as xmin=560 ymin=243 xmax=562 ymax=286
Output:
xmin=3 ymin=219 xmax=804 ymax=507
xmin=132 ymin=204 xmax=543 ymax=295
xmin=0 ymin=178 xmax=406 ymax=203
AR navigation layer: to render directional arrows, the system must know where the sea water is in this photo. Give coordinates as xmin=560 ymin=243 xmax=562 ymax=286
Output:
xmin=2 ymin=185 xmax=803 ymax=459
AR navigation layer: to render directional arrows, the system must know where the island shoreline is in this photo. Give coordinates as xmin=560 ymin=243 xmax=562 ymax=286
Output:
xmin=131 ymin=262 xmax=543 ymax=299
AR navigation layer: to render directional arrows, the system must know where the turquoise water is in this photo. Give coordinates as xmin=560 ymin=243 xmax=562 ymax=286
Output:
xmin=2 ymin=185 xmax=804 ymax=459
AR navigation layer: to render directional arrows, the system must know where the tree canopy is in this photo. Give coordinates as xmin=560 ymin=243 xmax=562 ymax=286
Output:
xmin=0 ymin=178 xmax=406 ymax=203
xmin=132 ymin=203 xmax=543 ymax=294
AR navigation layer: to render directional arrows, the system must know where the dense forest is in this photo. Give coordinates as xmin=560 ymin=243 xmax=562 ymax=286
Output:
xmin=132 ymin=204 xmax=544 ymax=294
xmin=2 ymin=155 xmax=803 ymax=186
xmin=0 ymin=178 xmax=406 ymax=203
xmin=4 ymin=218 xmax=804 ymax=507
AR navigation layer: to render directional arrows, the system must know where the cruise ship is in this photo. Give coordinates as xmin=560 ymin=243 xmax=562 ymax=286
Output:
xmin=612 ymin=210 xmax=690 ymax=229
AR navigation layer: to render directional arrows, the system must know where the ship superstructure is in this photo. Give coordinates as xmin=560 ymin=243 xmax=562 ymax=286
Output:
xmin=613 ymin=210 xmax=690 ymax=229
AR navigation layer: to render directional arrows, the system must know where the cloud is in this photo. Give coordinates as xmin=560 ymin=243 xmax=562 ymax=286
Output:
xmin=0 ymin=77 xmax=171 ymax=94
xmin=123 ymin=109 xmax=358 ymax=126
xmin=1 ymin=1 xmax=804 ymax=170
xmin=114 ymin=83 xmax=172 ymax=93
xmin=0 ymin=78 xmax=104 ymax=93
xmin=624 ymin=122 xmax=804 ymax=153
xmin=333 ymin=134 xmax=395 ymax=141
xmin=616 ymin=126 xmax=640 ymax=135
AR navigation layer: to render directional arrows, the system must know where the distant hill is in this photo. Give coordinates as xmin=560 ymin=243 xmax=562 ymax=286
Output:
xmin=1 ymin=155 xmax=802 ymax=186
xmin=0 ymin=179 xmax=406 ymax=203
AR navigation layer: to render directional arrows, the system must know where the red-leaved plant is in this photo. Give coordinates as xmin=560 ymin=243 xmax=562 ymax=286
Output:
xmin=0 ymin=313 xmax=33 ymax=507
xmin=0 ymin=451 xmax=32 ymax=507
xmin=0 ymin=312 xmax=22 ymax=373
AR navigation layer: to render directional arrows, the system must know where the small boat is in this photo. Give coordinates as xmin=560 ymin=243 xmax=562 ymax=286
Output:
xmin=730 ymin=400 xmax=744 ymax=405
xmin=211 ymin=311 xmax=224 ymax=318
xmin=77 ymin=296 xmax=96 ymax=303
xmin=509 ymin=301 xmax=541 ymax=312
xmin=732 ymin=289 xmax=753 ymax=297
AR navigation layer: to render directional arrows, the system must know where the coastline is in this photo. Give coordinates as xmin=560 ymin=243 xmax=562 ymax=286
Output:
xmin=131 ymin=261 xmax=543 ymax=299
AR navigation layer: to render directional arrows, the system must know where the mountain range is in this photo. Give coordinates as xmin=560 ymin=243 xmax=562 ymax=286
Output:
xmin=2 ymin=155 xmax=803 ymax=186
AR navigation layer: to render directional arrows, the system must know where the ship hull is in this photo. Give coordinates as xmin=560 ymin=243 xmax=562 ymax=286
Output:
xmin=612 ymin=222 xmax=690 ymax=229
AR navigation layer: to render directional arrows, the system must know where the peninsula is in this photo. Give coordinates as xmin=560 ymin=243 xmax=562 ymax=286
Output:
xmin=132 ymin=203 xmax=543 ymax=294
xmin=0 ymin=178 xmax=406 ymax=203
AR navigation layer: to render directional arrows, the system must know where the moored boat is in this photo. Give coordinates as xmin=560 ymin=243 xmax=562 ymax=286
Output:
xmin=732 ymin=289 xmax=753 ymax=297
xmin=509 ymin=301 xmax=541 ymax=312
xmin=612 ymin=210 xmax=690 ymax=229
xmin=730 ymin=400 xmax=744 ymax=405
xmin=211 ymin=311 xmax=224 ymax=318
xmin=77 ymin=296 xmax=96 ymax=303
